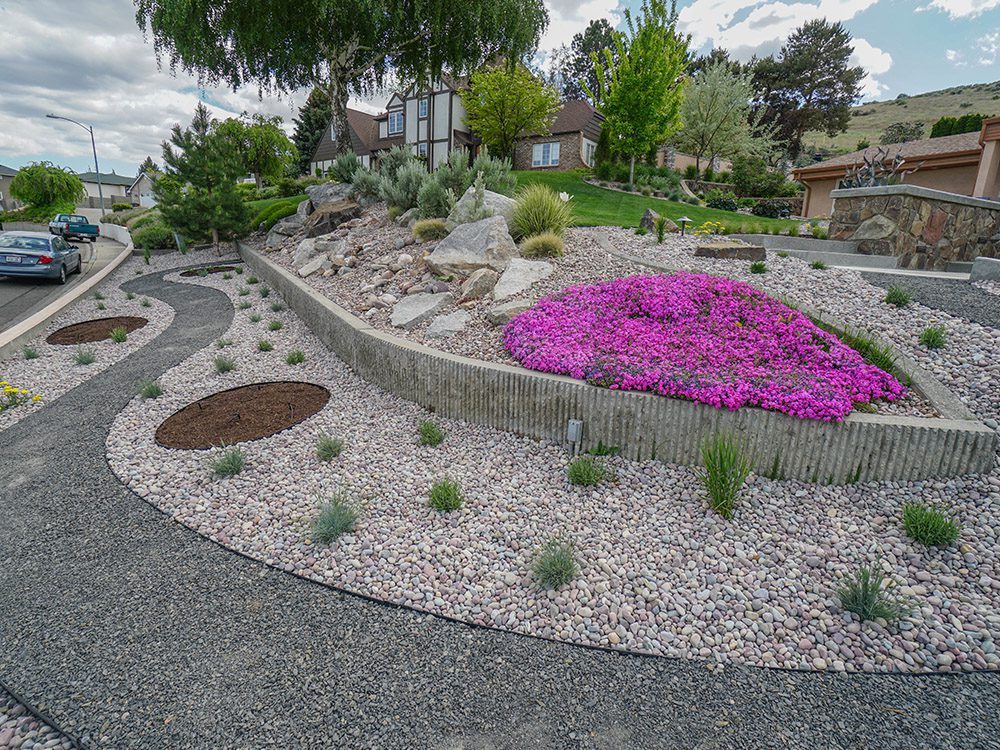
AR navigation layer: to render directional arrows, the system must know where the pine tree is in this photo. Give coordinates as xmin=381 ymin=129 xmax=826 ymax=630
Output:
xmin=138 ymin=155 xmax=159 ymax=175
xmin=155 ymin=103 xmax=249 ymax=252
xmin=292 ymin=88 xmax=333 ymax=176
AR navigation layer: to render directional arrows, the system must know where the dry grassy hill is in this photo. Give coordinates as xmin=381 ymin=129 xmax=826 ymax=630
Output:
xmin=802 ymin=80 xmax=1000 ymax=156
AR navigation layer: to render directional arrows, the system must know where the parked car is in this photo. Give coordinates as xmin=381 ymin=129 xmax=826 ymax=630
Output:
xmin=48 ymin=213 xmax=100 ymax=242
xmin=0 ymin=231 xmax=82 ymax=284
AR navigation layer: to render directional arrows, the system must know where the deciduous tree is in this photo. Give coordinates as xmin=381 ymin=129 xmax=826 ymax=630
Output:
xmin=215 ymin=113 xmax=298 ymax=188
xmin=9 ymin=162 xmax=84 ymax=209
xmin=879 ymin=121 xmax=925 ymax=145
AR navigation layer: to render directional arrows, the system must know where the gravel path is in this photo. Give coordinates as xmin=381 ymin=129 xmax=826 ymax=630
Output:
xmin=5 ymin=264 xmax=1000 ymax=748
xmin=861 ymin=272 xmax=1000 ymax=330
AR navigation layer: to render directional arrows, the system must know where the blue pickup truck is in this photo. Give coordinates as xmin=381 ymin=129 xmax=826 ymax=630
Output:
xmin=48 ymin=213 xmax=100 ymax=243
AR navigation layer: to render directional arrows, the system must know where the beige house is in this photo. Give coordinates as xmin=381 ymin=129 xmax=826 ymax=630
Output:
xmin=77 ymin=171 xmax=133 ymax=208
xmin=512 ymin=100 xmax=603 ymax=171
xmin=793 ymin=117 xmax=1000 ymax=218
xmin=0 ymin=164 xmax=19 ymax=211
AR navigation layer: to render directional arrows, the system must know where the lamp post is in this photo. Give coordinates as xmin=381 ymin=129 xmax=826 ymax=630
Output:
xmin=46 ymin=113 xmax=105 ymax=217
xmin=677 ymin=216 xmax=692 ymax=236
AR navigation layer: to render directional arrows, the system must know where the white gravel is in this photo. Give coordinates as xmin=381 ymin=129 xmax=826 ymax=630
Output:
xmin=105 ymin=251 xmax=1000 ymax=675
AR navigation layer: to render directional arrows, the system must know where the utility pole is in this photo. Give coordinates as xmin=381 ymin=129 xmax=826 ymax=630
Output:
xmin=46 ymin=113 xmax=105 ymax=217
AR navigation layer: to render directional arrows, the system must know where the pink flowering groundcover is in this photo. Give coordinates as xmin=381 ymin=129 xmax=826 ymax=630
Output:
xmin=502 ymin=273 xmax=905 ymax=422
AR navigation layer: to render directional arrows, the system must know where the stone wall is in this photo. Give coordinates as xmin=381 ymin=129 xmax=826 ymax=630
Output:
xmin=830 ymin=185 xmax=1000 ymax=270
xmin=513 ymin=133 xmax=584 ymax=171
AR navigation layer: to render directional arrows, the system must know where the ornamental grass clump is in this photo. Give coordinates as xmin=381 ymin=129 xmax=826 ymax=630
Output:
xmin=110 ymin=326 xmax=128 ymax=343
xmin=213 ymin=355 xmax=235 ymax=374
xmin=418 ymin=419 xmax=445 ymax=447
xmin=696 ymin=433 xmax=751 ymax=519
xmin=837 ymin=560 xmax=914 ymax=623
xmin=903 ymin=503 xmax=960 ymax=546
xmin=919 ymin=325 xmax=946 ymax=349
xmin=312 ymin=492 xmax=358 ymax=544
xmin=503 ymin=273 xmax=905 ymax=422
xmin=532 ymin=538 xmax=578 ymax=589
xmin=520 ymin=232 xmax=565 ymax=258
xmin=257 ymin=339 xmax=273 ymax=352
xmin=286 ymin=350 xmax=305 ymax=365
xmin=511 ymin=183 xmax=573 ymax=240
xmin=139 ymin=378 xmax=163 ymax=399
xmin=567 ymin=456 xmax=606 ymax=486
xmin=810 ymin=260 xmax=828 ymax=270
xmin=74 ymin=347 xmax=96 ymax=365
xmin=884 ymin=286 xmax=912 ymax=307
xmin=654 ymin=216 xmax=668 ymax=243
xmin=210 ymin=445 xmax=245 ymax=478
xmin=428 ymin=478 xmax=463 ymax=512
xmin=749 ymin=261 xmax=767 ymax=274
xmin=22 ymin=346 xmax=38 ymax=360
xmin=316 ymin=432 xmax=344 ymax=461
xmin=413 ymin=218 xmax=449 ymax=242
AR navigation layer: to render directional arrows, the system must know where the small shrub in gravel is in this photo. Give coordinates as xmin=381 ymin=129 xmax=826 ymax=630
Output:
xmin=139 ymin=379 xmax=163 ymax=399
xmin=919 ymin=325 xmax=946 ymax=349
xmin=96 ymin=301 xmax=106 ymax=311
xmin=520 ymin=232 xmax=565 ymax=258
xmin=696 ymin=434 xmax=751 ymax=520
xmin=313 ymin=492 xmax=359 ymax=543
xmin=238 ymin=287 xmax=250 ymax=296
xmin=776 ymin=251 xmax=789 ymax=258
xmin=413 ymin=218 xmax=449 ymax=242
xmin=126 ymin=291 xmax=135 ymax=300
xmin=428 ymin=478 xmax=463 ymax=512
xmin=316 ymin=432 xmax=344 ymax=461
xmin=23 ymin=345 xmax=38 ymax=360
xmin=285 ymin=350 xmax=305 ymax=365
xmin=93 ymin=291 xmax=105 ymax=300
xmin=837 ymin=561 xmax=914 ymax=623
xmin=74 ymin=347 xmax=96 ymax=365
xmin=222 ymin=272 xmax=232 ymax=280
xmin=533 ymin=538 xmax=578 ymax=589
xmin=884 ymin=286 xmax=912 ymax=307
xmin=209 ymin=446 xmax=245 ymax=477
xmin=140 ymin=298 xmax=151 ymax=307
xmin=586 ymin=441 xmax=619 ymax=456
xmin=216 ymin=338 xmax=233 ymax=349
xmin=567 ymin=456 xmax=606 ymax=486
xmin=418 ymin=419 xmax=445 ymax=447
xmin=270 ymin=302 xmax=284 ymax=312
xmin=635 ymin=227 xmax=648 ymax=236
xmin=235 ymin=266 xmax=243 ymax=275
xmin=268 ymin=320 xmax=283 ymax=331
xmin=260 ymin=286 xmax=271 ymax=298
xmin=247 ymin=276 xmax=259 ymax=284
xmin=810 ymin=260 xmax=828 ymax=270
xmin=750 ymin=261 xmax=767 ymax=274
xmin=109 ymin=326 xmax=128 ymax=343
xmin=257 ymin=339 xmax=274 ymax=352
xmin=213 ymin=355 xmax=236 ymax=374
xmin=249 ymin=313 xmax=262 ymax=322
xmin=238 ymin=301 xmax=251 ymax=310
xmin=654 ymin=216 xmax=668 ymax=243
xmin=903 ymin=503 xmax=960 ymax=546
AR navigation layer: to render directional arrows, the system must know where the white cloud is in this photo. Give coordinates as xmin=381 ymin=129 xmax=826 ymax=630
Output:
xmin=921 ymin=0 xmax=1000 ymax=19
xmin=976 ymin=30 xmax=1000 ymax=65
xmin=542 ymin=0 xmax=622 ymax=50
xmin=850 ymin=38 xmax=893 ymax=98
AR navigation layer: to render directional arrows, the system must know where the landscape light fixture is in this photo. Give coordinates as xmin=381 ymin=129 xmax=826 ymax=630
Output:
xmin=677 ymin=216 xmax=692 ymax=236
xmin=46 ymin=113 xmax=105 ymax=217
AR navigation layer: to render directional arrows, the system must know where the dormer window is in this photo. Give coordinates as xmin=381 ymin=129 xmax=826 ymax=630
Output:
xmin=418 ymin=98 xmax=428 ymax=118
xmin=388 ymin=110 xmax=404 ymax=134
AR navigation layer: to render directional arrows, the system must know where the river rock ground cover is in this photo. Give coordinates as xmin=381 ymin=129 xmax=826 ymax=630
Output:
xmin=0 ymin=689 xmax=73 ymax=750
xmin=106 ymin=260 xmax=1000 ymax=675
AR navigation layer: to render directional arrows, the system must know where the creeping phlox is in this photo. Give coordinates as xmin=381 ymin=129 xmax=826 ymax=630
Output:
xmin=692 ymin=220 xmax=727 ymax=237
xmin=502 ymin=274 xmax=906 ymax=422
xmin=0 ymin=381 xmax=42 ymax=412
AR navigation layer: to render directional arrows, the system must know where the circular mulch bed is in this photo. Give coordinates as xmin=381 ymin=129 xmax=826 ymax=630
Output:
xmin=179 ymin=265 xmax=239 ymax=277
xmin=155 ymin=381 xmax=331 ymax=449
xmin=46 ymin=316 xmax=149 ymax=345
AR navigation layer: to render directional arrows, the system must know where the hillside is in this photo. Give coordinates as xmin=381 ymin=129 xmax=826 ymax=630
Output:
xmin=802 ymin=79 xmax=1000 ymax=156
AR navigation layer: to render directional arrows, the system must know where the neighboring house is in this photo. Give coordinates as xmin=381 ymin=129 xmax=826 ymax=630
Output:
xmin=792 ymin=119 xmax=1000 ymax=217
xmin=511 ymin=100 xmax=604 ymax=171
xmin=127 ymin=171 xmax=157 ymax=207
xmin=77 ymin=171 xmax=134 ymax=208
xmin=655 ymin=147 xmax=732 ymax=175
xmin=0 ymin=163 xmax=19 ymax=212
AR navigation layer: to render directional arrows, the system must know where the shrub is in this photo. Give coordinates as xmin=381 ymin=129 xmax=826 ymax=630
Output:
xmin=654 ymin=216 xmax=668 ymax=243
xmin=449 ymin=171 xmax=492 ymax=224
xmin=109 ymin=326 xmax=128 ymax=343
xmin=434 ymin=149 xmax=472 ymax=195
xmin=704 ymin=189 xmax=738 ymax=212
xmin=810 ymin=225 xmax=828 ymax=240
xmin=751 ymin=199 xmax=791 ymax=219
xmin=140 ymin=297 xmax=151 ymax=307
xmin=316 ymin=432 xmax=344 ymax=461
xmin=696 ymin=434 xmax=751 ymax=519
xmin=251 ymin=201 xmax=298 ymax=232
xmin=750 ymin=261 xmax=767 ymax=274
xmin=238 ymin=287 xmax=250 ymax=296
xmin=511 ymin=183 xmax=573 ymax=240
xmin=222 ymin=272 xmax=232 ymax=280
xmin=270 ymin=302 xmax=284 ymax=312
xmin=413 ymin=218 xmax=449 ymax=242
xmin=684 ymin=164 xmax=699 ymax=180
xmin=331 ymin=151 xmax=361 ymax=182
xmin=567 ymin=456 xmax=606 ymax=486
xmin=776 ymin=250 xmax=789 ymax=258
xmin=470 ymin=152 xmax=516 ymax=196
xmin=884 ymin=286 xmax=912 ymax=307
xmin=286 ymin=350 xmax=305 ymax=365
xmin=788 ymin=225 xmax=800 ymax=237
xmin=903 ymin=503 xmax=960 ymax=546
xmin=74 ymin=347 xmax=96 ymax=365
xmin=520 ymin=232 xmax=565 ymax=258
xmin=313 ymin=492 xmax=358 ymax=543
xmin=132 ymin=222 xmax=176 ymax=251
xmin=247 ymin=275 xmax=259 ymax=284
xmin=919 ymin=325 xmax=946 ymax=349
xmin=235 ymin=183 xmax=261 ymax=202
xmin=96 ymin=302 xmax=107 ymax=311
xmin=586 ymin=441 xmax=619 ymax=456
xmin=379 ymin=161 xmax=428 ymax=211
xmin=837 ymin=561 xmax=913 ymax=623
xmin=268 ymin=320 xmax=283 ymax=331
xmin=249 ymin=312 xmax=262 ymax=322
xmin=532 ymin=538 xmax=578 ymax=589
xmin=111 ymin=202 xmax=132 ymax=212
xmin=209 ymin=446 xmax=245 ymax=478
xmin=428 ymin=478 xmax=463 ymax=512
xmin=810 ymin=260 xmax=828 ymax=270
xmin=418 ymin=419 xmax=445 ymax=447
xmin=350 ymin=168 xmax=380 ymax=200
xmin=416 ymin=176 xmax=456 ymax=219
xmin=257 ymin=339 xmax=273 ymax=352
xmin=22 ymin=345 xmax=38 ymax=360
xmin=139 ymin=378 xmax=163 ymax=399
xmin=380 ymin=144 xmax=418 ymax=182
xmin=259 ymin=286 xmax=271 ymax=298
xmin=213 ymin=355 xmax=235 ymax=373
xmin=216 ymin=337 xmax=233 ymax=348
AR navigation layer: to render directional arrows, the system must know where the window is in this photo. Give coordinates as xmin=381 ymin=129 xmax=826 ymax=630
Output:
xmin=583 ymin=140 xmax=596 ymax=167
xmin=531 ymin=141 xmax=560 ymax=167
xmin=417 ymin=142 xmax=428 ymax=158
xmin=388 ymin=110 xmax=404 ymax=134
xmin=418 ymin=98 xmax=428 ymax=118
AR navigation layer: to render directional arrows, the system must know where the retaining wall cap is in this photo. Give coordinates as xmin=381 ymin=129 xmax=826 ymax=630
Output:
xmin=830 ymin=184 xmax=1000 ymax=212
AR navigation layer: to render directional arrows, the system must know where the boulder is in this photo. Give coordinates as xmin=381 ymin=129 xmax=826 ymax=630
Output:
xmin=296 ymin=198 xmax=313 ymax=220
xmin=640 ymin=208 xmax=678 ymax=234
xmin=970 ymin=256 xmax=1000 ymax=281
xmin=314 ymin=237 xmax=346 ymax=255
xmin=426 ymin=310 xmax=471 ymax=338
xmin=298 ymin=255 xmax=326 ymax=277
xmin=426 ymin=215 xmax=518 ymax=276
xmin=492 ymin=259 xmax=554 ymax=301
xmin=306 ymin=181 xmax=353 ymax=206
xmin=395 ymin=207 xmax=418 ymax=227
xmin=271 ymin=215 xmax=303 ymax=237
xmin=694 ymin=242 xmax=765 ymax=261
xmin=292 ymin=237 xmax=318 ymax=268
xmin=265 ymin=230 xmax=287 ymax=249
xmin=304 ymin=200 xmax=362 ymax=238
xmin=447 ymin=185 xmax=517 ymax=230
xmin=390 ymin=293 xmax=453 ymax=329
xmin=459 ymin=268 xmax=499 ymax=301
xmin=487 ymin=299 xmax=533 ymax=326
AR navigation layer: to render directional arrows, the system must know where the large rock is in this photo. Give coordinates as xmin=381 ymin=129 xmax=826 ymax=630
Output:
xmin=314 ymin=236 xmax=346 ymax=255
xmin=296 ymin=198 xmax=313 ymax=220
xmin=447 ymin=185 xmax=517 ymax=230
xmin=426 ymin=310 xmax=470 ymax=338
xmin=459 ymin=268 xmax=499 ymax=301
xmin=970 ymin=256 xmax=1000 ymax=281
xmin=292 ymin=237 xmax=318 ymax=268
xmin=305 ymin=199 xmax=362 ymax=238
xmin=306 ymin=181 xmax=353 ymax=206
xmin=297 ymin=255 xmax=327 ymax=277
xmin=639 ymin=208 xmax=678 ymax=234
xmin=694 ymin=242 xmax=765 ymax=261
xmin=390 ymin=293 xmax=453 ymax=329
xmin=853 ymin=214 xmax=896 ymax=241
xmin=487 ymin=299 xmax=533 ymax=326
xmin=426 ymin=215 xmax=518 ymax=277
xmin=492 ymin=259 xmax=554 ymax=301
xmin=270 ymin=215 xmax=303 ymax=237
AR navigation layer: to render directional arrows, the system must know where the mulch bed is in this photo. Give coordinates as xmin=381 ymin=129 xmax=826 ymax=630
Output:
xmin=179 ymin=265 xmax=240 ymax=277
xmin=46 ymin=316 xmax=148 ymax=345
xmin=155 ymin=381 xmax=331 ymax=449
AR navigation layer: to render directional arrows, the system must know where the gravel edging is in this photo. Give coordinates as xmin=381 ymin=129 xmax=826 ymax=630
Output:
xmin=861 ymin=272 xmax=1000 ymax=329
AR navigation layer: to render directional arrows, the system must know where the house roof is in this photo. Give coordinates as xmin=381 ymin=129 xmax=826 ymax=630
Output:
xmin=793 ymin=132 xmax=982 ymax=180
xmin=311 ymin=108 xmax=404 ymax=162
xmin=77 ymin=171 xmax=136 ymax=187
xmin=0 ymin=164 xmax=17 ymax=177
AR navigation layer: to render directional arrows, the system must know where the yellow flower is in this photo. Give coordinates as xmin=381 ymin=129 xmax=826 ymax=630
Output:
xmin=32 ymin=395 xmax=42 ymax=401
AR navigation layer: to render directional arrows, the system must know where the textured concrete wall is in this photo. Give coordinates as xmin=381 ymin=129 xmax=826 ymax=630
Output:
xmin=241 ymin=243 xmax=997 ymax=483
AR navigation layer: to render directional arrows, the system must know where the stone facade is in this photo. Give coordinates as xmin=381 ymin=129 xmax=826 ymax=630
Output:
xmin=830 ymin=185 xmax=1000 ymax=270
xmin=513 ymin=133 xmax=586 ymax=171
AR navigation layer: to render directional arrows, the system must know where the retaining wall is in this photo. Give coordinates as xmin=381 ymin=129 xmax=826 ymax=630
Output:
xmin=240 ymin=243 xmax=997 ymax=483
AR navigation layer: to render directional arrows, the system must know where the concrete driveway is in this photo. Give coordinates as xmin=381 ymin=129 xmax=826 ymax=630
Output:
xmin=0 ymin=235 xmax=124 ymax=332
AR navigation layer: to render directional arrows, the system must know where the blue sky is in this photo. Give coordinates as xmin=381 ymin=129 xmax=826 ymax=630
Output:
xmin=0 ymin=0 xmax=998 ymax=176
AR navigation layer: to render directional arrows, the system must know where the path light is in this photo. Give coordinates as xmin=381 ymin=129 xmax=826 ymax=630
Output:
xmin=677 ymin=216 xmax=692 ymax=236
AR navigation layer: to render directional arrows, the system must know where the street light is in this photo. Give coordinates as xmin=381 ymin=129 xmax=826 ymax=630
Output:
xmin=46 ymin=113 xmax=105 ymax=217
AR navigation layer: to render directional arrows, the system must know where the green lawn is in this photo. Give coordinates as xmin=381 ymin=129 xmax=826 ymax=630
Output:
xmin=512 ymin=171 xmax=799 ymax=232
xmin=247 ymin=194 xmax=308 ymax=214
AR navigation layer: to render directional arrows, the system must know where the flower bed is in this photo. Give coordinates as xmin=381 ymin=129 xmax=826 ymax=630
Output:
xmin=503 ymin=273 xmax=906 ymax=421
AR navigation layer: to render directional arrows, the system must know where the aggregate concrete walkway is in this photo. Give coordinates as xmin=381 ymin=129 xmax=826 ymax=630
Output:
xmin=2 ymin=270 xmax=999 ymax=749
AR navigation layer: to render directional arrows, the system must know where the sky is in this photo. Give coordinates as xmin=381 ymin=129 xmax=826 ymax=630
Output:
xmin=0 ymin=0 xmax=998 ymax=176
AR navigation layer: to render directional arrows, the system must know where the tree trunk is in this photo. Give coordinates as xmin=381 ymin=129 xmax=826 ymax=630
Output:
xmin=629 ymin=156 xmax=635 ymax=186
xmin=325 ymin=73 xmax=351 ymax=159
xmin=254 ymin=172 xmax=263 ymax=190
xmin=212 ymin=227 xmax=220 ymax=256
